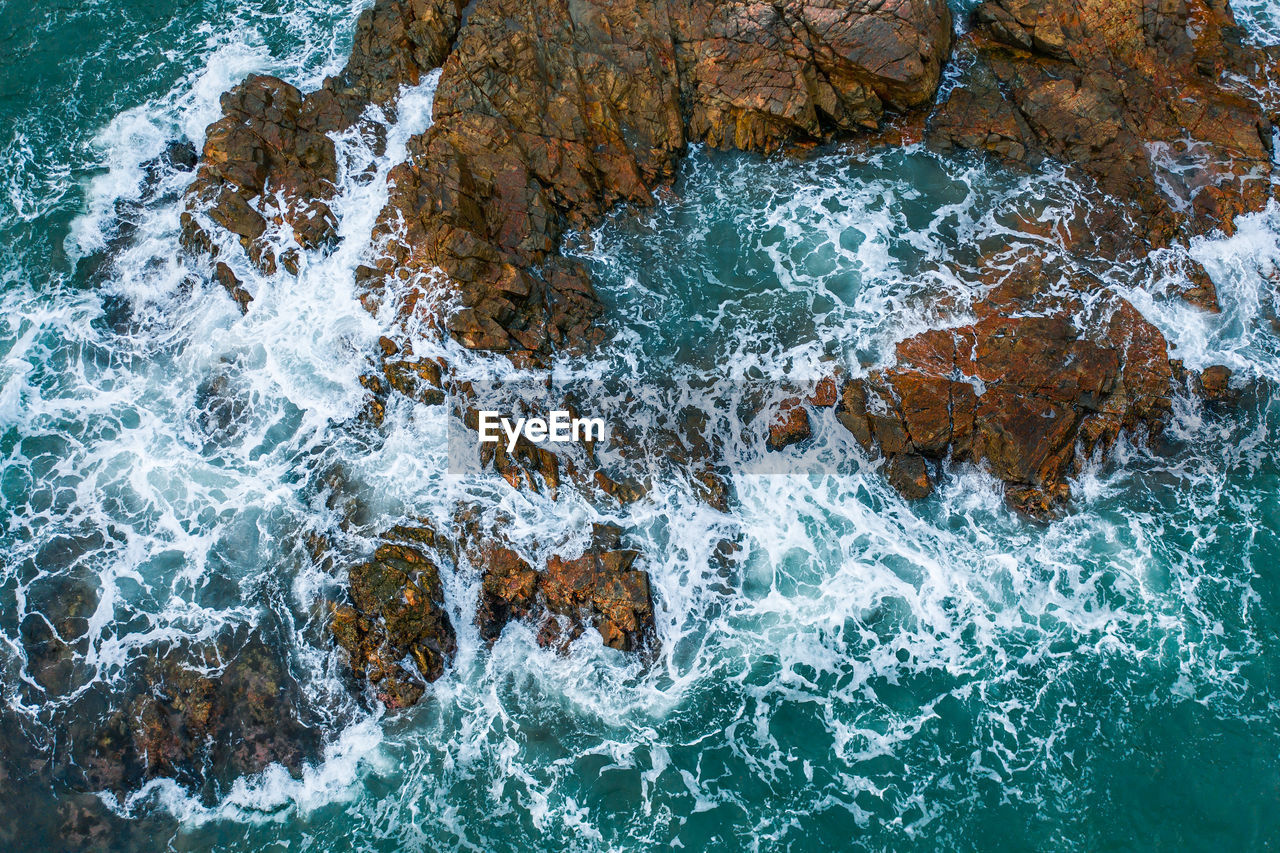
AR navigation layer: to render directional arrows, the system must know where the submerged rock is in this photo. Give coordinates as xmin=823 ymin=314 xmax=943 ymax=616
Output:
xmin=70 ymin=628 xmax=320 ymax=802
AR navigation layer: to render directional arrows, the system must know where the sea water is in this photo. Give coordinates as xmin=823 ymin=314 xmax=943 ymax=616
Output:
xmin=2 ymin=0 xmax=1280 ymax=849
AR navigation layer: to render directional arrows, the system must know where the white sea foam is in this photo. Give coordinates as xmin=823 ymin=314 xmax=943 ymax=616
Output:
xmin=2 ymin=0 xmax=1279 ymax=847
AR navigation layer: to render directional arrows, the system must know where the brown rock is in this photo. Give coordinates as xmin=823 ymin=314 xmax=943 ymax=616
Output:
xmin=766 ymin=397 xmax=812 ymax=451
xmin=330 ymin=523 xmax=457 ymax=709
xmin=837 ymin=258 xmax=1177 ymax=514
xmin=885 ymin=453 xmax=932 ymax=500
xmin=930 ymin=0 xmax=1279 ymax=252
xmin=75 ymin=630 xmax=319 ymax=800
xmin=183 ymin=0 xmax=464 ymax=275
xmin=1199 ymin=364 xmax=1234 ymax=402
xmin=383 ymin=355 xmax=445 ymax=405
xmin=1182 ymin=261 xmax=1222 ymax=313
xmin=543 ymin=545 xmax=655 ymax=653
xmin=475 ymin=543 xmax=540 ymax=643
xmin=213 ymin=261 xmax=252 ymax=313
xmin=465 ymin=520 xmax=656 ymax=654
xmin=358 ymin=0 xmax=952 ymax=353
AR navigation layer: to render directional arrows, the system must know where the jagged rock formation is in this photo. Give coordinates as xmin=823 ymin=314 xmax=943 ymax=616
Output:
xmin=329 ymin=523 xmax=458 ymax=708
xmin=833 ymin=254 xmax=1179 ymax=515
xmin=71 ymin=629 xmax=319 ymax=800
xmin=467 ymin=521 xmax=656 ymax=654
xmin=172 ymin=0 xmax=1280 ymax=711
xmin=181 ymin=0 xmax=465 ymax=282
xmin=368 ymin=0 xmax=954 ymax=352
xmin=184 ymin=0 xmax=953 ymax=352
xmin=930 ymin=0 xmax=1280 ymax=254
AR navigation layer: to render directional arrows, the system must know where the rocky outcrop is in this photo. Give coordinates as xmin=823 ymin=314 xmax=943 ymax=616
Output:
xmin=72 ymin=629 xmax=319 ymax=801
xmin=930 ymin=0 xmax=1280 ymax=253
xmin=330 ymin=523 xmax=457 ymax=708
xmin=366 ymin=0 xmax=953 ymax=353
xmin=833 ymin=255 xmax=1179 ymax=516
xmin=468 ymin=521 xmax=656 ymax=654
xmin=1198 ymin=364 xmax=1235 ymax=402
xmin=182 ymin=0 xmax=465 ymax=280
xmin=183 ymin=0 xmax=952 ymax=343
xmin=325 ymin=515 xmax=656 ymax=709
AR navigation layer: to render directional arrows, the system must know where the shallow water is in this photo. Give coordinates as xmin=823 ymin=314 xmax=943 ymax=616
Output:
xmin=3 ymin=0 xmax=1280 ymax=850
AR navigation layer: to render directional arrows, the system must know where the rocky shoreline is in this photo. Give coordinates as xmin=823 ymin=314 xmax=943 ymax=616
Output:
xmin=45 ymin=0 xmax=1275 ymax=809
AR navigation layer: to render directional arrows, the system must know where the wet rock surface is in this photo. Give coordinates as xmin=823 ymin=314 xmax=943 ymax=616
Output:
xmin=330 ymin=523 xmax=458 ymax=709
xmin=66 ymin=627 xmax=321 ymax=803
xmin=929 ymin=0 xmax=1280 ymax=253
xmin=185 ymin=0 xmax=953 ymax=350
xmin=467 ymin=519 xmax=656 ymax=655
xmin=834 ymin=255 xmax=1179 ymax=516
xmin=169 ymin=0 xmax=1280 ymax=718
xmin=176 ymin=0 xmax=1280 ymax=516
xmin=368 ymin=0 xmax=954 ymax=353
xmin=1198 ymin=364 xmax=1236 ymax=402
xmin=182 ymin=0 xmax=464 ymax=277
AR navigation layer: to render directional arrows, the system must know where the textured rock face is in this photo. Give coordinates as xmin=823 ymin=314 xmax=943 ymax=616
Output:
xmin=835 ymin=256 xmax=1178 ymax=515
xmin=74 ymin=631 xmax=318 ymax=800
xmin=330 ymin=524 xmax=458 ymax=708
xmin=183 ymin=0 xmax=952 ymax=351
xmin=471 ymin=523 xmax=656 ymax=654
xmin=182 ymin=0 xmax=464 ymax=281
xmin=367 ymin=0 xmax=953 ymax=353
xmin=930 ymin=0 xmax=1280 ymax=252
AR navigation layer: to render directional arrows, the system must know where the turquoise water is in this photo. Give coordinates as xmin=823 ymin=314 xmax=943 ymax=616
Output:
xmin=3 ymin=0 xmax=1280 ymax=850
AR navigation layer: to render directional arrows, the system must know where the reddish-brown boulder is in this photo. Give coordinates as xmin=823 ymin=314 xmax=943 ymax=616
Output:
xmin=838 ymin=257 xmax=1177 ymax=516
xmin=930 ymin=0 xmax=1280 ymax=253
xmin=468 ymin=522 xmax=656 ymax=653
xmin=766 ymin=397 xmax=812 ymax=451
xmin=1198 ymin=364 xmax=1234 ymax=402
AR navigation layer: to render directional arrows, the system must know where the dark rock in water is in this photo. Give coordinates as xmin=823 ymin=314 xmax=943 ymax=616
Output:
xmin=542 ymin=538 xmax=655 ymax=654
xmin=836 ymin=254 xmax=1177 ymax=517
xmin=473 ymin=541 xmax=541 ymax=645
xmin=95 ymin=292 xmax=133 ymax=334
xmin=382 ymin=354 xmax=446 ymax=406
xmin=330 ymin=523 xmax=458 ymax=709
xmin=19 ymin=572 xmax=99 ymax=696
xmin=929 ymin=0 xmax=1280 ymax=253
xmin=162 ymin=139 xmax=198 ymax=172
xmin=466 ymin=516 xmax=656 ymax=655
xmin=186 ymin=75 xmax=340 ymax=275
xmin=213 ymin=261 xmax=252 ymax=313
xmin=1198 ymin=364 xmax=1234 ymax=402
xmin=68 ymin=627 xmax=320 ymax=803
xmin=194 ymin=360 xmax=249 ymax=441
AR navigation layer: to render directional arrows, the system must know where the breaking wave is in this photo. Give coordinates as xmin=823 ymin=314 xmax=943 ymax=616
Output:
xmin=1 ymin=0 xmax=1279 ymax=849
